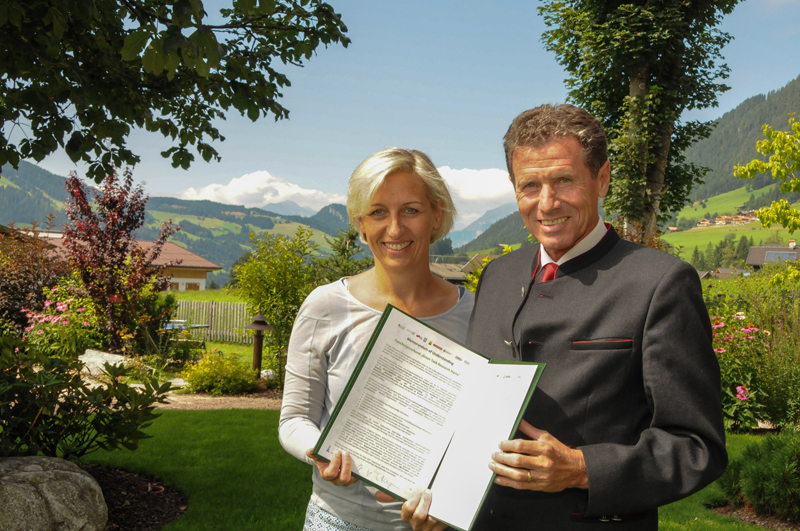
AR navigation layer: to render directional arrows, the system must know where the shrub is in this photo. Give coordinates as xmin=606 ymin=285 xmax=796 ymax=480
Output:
xmin=182 ymin=351 xmax=259 ymax=395
xmin=0 ymin=219 xmax=70 ymax=334
xmin=719 ymin=431 xmax=800 ymax=521
xmin=0 ymin=333 xmax=172 ymax=460
xmin=21 ymin=282 xmax=106 ymax=359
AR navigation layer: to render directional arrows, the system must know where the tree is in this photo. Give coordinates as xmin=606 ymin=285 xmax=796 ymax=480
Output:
xmin=0 ymin=0 xmax=349 ymax=183
xmin=540 ymin=0 xmax=740 ymax=240
xmin=430 ymin=237 xmax=454 ymax=257
xmin=734 ymin=114 xmax=800 ymax=284
xmin=231 ymin=226 xmax=317 ymax=385
xmin=0 ymin=217 xmax=71 ymax=334
xmin=63 ymin=168 xmax=178 ymax=353
xmin=313 ymin=226 xmax=373 ymax=285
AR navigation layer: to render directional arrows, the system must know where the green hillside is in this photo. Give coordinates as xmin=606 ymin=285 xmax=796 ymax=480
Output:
xmin=685 ymin=74 xmax=800 ymax=201
xmin=454 ymin=212 xmax=533 ymax=253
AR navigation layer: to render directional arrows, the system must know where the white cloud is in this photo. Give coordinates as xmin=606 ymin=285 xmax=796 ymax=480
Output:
xmin=180 ymin=170 xmax=346 ymax=211
xmin=437 ymin=166 xmax=516 ymax=229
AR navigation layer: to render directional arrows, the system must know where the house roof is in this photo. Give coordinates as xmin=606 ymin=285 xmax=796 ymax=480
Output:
xmin=428 ymin=262 xmax=467 ymax=283
xmin=713 ymin=268 xmax=748 ymax=279
xmin=44 ymin=237 xmax=221 ymax=271
xmin=746 ymin=245 xmax=799 ymax=268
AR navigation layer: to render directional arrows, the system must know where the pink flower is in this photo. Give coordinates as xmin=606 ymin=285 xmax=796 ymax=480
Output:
xmin=736 ymin=386 xmax=748 ymax=401
xmin=14 ymin=348 xmax=19 ymax=353
xmin=51 ymin=286 xmax=59 ymax=292
xmin=740 ymin=327 xmax=759 ymax=333
xmin=42 ymin=316 xmax=53 ymax=323
xmin=24 ymin=326 xmax=33 ymax=332
xmin=36 ymin=330 xmax=44 ymax=335
xmin=734 ymin=313 xmax=746 ymax=320
xmin=44 ymin=300 xmax=53 ymax=308
xmin=77 ymin=308 xmax=86 ymax=312
xmin=714 ymin=348 xmax=727 ymax=354
xmin=56 ymin=302 xmax=68 ymax=312
xmin=712 ymin=322 xmax=725 ymax=329
xmin=62 ymin=320 xmax=70 ymax=325
xmin=20 ymin=308 xmax=29 ymax=313
xmin=83 ymin=321 xmax=90 ymax=326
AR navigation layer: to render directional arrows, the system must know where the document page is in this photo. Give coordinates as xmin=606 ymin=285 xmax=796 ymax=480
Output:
xmin=428 ymin=362 xmax=541 ymax=531
xmin=314 ymin=307 xmax=487 ymax=499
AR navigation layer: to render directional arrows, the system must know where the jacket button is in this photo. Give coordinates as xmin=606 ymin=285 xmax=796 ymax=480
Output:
xmin=599 ymin=516 xmax=610 ymax=522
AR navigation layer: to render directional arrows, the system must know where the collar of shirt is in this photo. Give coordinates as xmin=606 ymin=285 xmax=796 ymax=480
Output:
xmin=540 ymin=217 xmax=609 ymax=267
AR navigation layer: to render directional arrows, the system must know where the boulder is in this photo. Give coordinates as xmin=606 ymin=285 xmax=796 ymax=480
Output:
xmin=0 ymin=456 xmax=107 ymax=531
xmin=79 ymin=349 xmax=126 ymax=376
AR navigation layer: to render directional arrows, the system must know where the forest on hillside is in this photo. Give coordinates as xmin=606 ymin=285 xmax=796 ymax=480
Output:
xmin=685 ymin=74 xmax=800 ymax=201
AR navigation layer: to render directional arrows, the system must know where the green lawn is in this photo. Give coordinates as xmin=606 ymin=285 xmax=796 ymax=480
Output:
xmin=80 ymin=410 xmax=311 ymax=530
xmin=171 ymin=290 xmax=244 ymax=303
xmin=79 ymin=408 xmax=762 ymax=531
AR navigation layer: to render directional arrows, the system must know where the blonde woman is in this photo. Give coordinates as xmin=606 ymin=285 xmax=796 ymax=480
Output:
xmin=280 ymin=148 xmax=474 ymax=531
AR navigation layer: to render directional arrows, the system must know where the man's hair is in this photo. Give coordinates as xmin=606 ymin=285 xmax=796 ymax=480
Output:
xmin=347 ymin=147 xmax=456 ymax=244
xmin=503 ymin=104 xmax=608 ymax=181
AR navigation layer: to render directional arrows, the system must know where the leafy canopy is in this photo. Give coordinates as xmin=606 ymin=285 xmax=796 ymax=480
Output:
xmin=539 ymin=0 xmax=739 ymax=239
xmin=734 ymin=113 xmax=800 ymax=285
xmin=0 ymin=0 xmax=350 ymax=183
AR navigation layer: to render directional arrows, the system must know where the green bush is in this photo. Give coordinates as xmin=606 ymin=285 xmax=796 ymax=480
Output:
xmin=719 ymin=431 xmax=800 ymax=521
xmin=182 ymin=351 xmax=259 ymax=395
xmin=0 ymin=333 xmax=172 ymax=460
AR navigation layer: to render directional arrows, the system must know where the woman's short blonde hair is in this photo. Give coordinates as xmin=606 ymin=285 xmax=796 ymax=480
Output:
xmin=347 ymin=148 xmax=456 ymax=244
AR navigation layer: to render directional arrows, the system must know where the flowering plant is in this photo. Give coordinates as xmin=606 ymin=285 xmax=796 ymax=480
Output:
xmin=22 ymin=282 xmax=105 ymax=358
xmin=710 ymin=300 xmax=766 ymax=432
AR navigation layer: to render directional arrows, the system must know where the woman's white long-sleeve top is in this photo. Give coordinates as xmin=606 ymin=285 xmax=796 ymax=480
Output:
xmin=279 ymin=279 xmax=474 ymax=531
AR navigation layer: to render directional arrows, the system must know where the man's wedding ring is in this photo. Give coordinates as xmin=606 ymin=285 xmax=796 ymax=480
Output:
xmin=526 ymin=470 xmax=532 ymax=483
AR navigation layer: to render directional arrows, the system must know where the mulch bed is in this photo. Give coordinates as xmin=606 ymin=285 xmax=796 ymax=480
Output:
xmin=80 ymin=464 xmax=188 ymax=531
xmin=712 ymin=505 xmax=800 ymax=531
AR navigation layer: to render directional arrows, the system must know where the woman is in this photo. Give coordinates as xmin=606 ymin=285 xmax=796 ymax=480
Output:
xmin=279 ymin=147 xmax=474 ymax=531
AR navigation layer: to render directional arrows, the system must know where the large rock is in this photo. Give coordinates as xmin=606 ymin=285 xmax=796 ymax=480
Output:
xmin=79 ymin=349 xmax=126 ymax=376
xmin=0 ymin=456 xmax=107 ymax=531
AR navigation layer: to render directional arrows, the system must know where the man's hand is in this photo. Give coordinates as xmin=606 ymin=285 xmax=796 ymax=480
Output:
xmin=489 ymin=420 xmax=588 ymax=492
xmin=307 ymin=449 xmax=358 ymax=487
xmin=401 ymin=489 xmax=447 ymax=531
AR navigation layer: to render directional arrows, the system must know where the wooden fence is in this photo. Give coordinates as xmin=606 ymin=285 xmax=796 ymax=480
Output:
xmin=173 ymin=301 xmax=253 ymax=344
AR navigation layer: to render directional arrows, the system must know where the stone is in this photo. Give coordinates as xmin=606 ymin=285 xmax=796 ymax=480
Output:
xmin=79 ymin=349 xmax=126 ymax=376
xmin=260 ymin=369 xmax=275 ymax=382
xmin=0 ymin=456 xmax=107 ymax=531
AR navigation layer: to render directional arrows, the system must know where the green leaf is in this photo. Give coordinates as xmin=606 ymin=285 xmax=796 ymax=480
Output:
xmin=122 ymin=28 xmax=152 ymax=62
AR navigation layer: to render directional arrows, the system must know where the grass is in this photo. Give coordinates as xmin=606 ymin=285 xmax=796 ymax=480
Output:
xmin=77 ymin=407 xmax=764 ymax=531
xmin=662 ymin=223 xmax=796 ymax=254
xmin=677 ymin=184 xmax=780 ymax=221
xmin=171 ymin=289 xmax=244 ymax=303
xmin=79 ymin=410 xmax=311 ymax=530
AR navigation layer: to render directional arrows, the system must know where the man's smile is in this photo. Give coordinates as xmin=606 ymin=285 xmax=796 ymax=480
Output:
xmin=541 ymin=217 xmax=568 ymax=226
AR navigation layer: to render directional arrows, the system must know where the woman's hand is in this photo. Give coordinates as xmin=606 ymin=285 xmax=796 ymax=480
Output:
xmin=401 ymin=489 xmax=447 ymax=531
xmin=307 ymin=448 xmax=359 ymax=487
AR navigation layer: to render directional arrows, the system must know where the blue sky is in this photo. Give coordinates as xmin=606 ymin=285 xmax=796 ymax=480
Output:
xmin=33 ymin=0 xmax=800 ymax=229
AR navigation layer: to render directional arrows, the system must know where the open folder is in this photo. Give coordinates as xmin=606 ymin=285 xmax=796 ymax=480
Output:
xmin=313 ymin=305 xmax=544 ymax=531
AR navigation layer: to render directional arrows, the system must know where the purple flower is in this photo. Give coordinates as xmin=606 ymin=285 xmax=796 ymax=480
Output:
xmin=712 ymin=322 xmax=725 ymax=329
xmin=736 ymin=386 xmax=748 ymax=401
xmin=714 ymin=348 xmax=727 ymax=354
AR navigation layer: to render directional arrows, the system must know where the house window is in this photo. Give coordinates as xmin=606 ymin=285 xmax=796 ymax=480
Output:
xmin=764 ymin=251 xmax=797 ymax=262
xmin=170 ymin=282 xmax=179 ymax=291
xmin=186 ymin=283 xmax=200 ymax=291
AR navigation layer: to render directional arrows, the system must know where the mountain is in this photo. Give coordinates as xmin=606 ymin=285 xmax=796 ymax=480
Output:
xmin=0 ymin=161 xmax=71 ymax=227
xmin=685 ymin=74 xmax=800 ymax=201
xmin=449 ymin=202 xmax=518 ymax=248
xmin=454 ymin=211 xmax=532 ymax=254
xmin=304 ymin=204 xmax=350 ymax=235
xmin=261 ymin=200 xmax=316 ymax=217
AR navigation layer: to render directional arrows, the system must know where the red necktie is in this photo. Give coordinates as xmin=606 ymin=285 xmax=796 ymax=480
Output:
xmin=541 ymin=263 xmax=558 ymax=283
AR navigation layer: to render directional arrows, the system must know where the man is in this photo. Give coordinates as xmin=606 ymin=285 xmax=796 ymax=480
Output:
xmin=402 ymin=104 xmax=727 ymax=530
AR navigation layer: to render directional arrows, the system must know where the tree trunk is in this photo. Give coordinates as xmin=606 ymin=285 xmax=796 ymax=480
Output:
xmin=625 ymin=65 xmax=650 ymax=237
xmin=641 ymin=122 xmax=673 ymax=240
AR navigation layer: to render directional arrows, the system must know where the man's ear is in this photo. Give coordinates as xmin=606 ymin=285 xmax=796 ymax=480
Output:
xmin=597 ymin=160 xmax=611 ymax=198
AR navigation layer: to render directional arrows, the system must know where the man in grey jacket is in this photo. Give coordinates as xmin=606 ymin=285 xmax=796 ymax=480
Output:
xmin=401 ymin=104 xmax=727 ymax=530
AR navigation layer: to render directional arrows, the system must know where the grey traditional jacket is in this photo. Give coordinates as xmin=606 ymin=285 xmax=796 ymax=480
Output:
xmin=467 ymin=227 xmax=727 ymax=530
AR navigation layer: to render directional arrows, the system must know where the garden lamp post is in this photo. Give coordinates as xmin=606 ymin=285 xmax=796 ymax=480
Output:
xmin=244 ymin=313 xmax=273 ymax=377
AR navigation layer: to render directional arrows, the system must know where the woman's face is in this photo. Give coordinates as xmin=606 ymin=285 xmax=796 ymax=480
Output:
xmin=358 ymin=171 xmax=442 ymax=273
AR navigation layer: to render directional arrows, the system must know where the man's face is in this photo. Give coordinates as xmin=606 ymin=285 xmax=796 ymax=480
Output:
xmin=512 ymin=137 xmax=610 ymax=262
